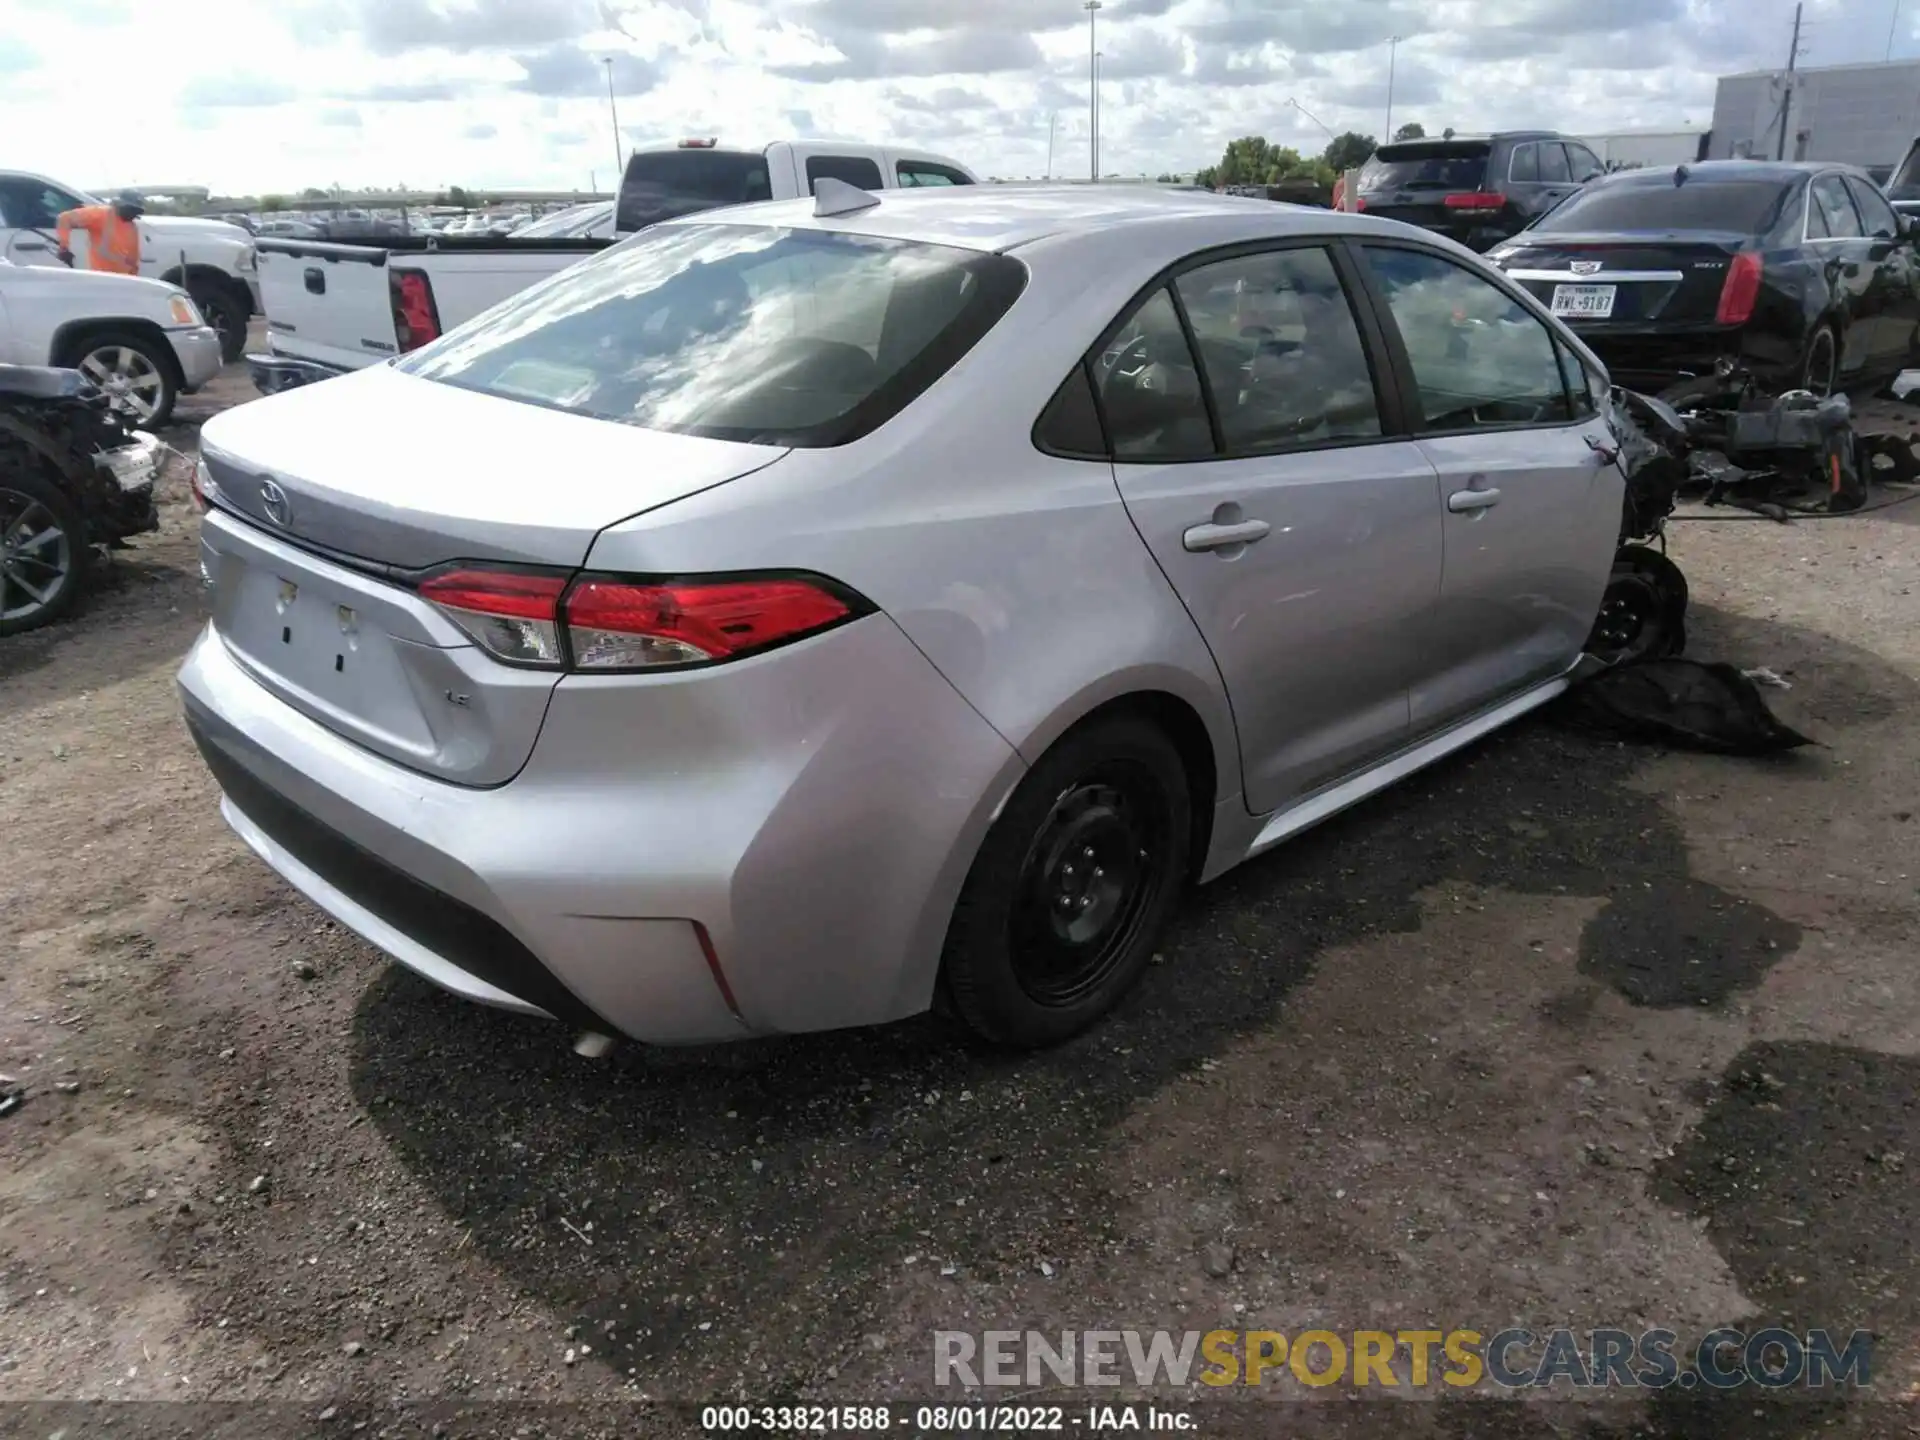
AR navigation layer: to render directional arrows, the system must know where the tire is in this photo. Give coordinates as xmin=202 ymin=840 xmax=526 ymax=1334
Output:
xmin=940 ymin=714 xmax=1191 ymax=1048
xmin=72 ymin=330 xmax=177 ymax=428
xmin=0 ymin=469 xmax=88 ymax=637
xmin=1800 ymin=322 xmax=1839 ymax=398
xmin=190 ymin=281 xmax=248 ymax=364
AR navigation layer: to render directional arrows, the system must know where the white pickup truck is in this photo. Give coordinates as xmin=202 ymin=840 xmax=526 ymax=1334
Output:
xmin=247 ymin=139 xmax=978 ymax=394
xmin=0 ymin=171 xmax=259 ymax=363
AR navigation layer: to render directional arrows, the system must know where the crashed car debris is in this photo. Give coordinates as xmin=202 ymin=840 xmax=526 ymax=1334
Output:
xmin=0 ymin=363 xmax=170 ymax=637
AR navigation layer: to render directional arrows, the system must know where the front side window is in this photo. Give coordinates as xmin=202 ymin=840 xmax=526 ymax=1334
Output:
xmin=1172 ymin=247 xmax=1382 ymax=452
xmin=1093 ymin=287 xmax=1216 ymax=461
xmin=1362 ymin=246 xmax=1574 ymax=431
xmin=1567 ymin=144 xmax=1604 ymax=182
xmin=806 ymin=155 xmax=885 ymax=193
xmin=0 ymin=181 xmax=75 ymax=229
xmin=1845 ymin=175 xmax=1901 ymax=238
xmin=399 ymin=223 xmax=1026 ymax=448
xmin=1538 ymin=143 xmax=1572 ymax=184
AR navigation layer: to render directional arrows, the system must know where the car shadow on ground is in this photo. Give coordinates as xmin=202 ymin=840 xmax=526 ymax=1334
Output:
xmin=345 ymin=602 xmax=1917 ymax=1406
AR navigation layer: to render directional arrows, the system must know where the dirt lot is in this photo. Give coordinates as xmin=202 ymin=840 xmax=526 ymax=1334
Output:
xmin=3 ymin=339 xmax=1920 ymax=1437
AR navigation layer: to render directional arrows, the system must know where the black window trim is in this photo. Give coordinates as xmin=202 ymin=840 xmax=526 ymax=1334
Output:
xmin=1032 ymin=358 xmax=1110 ymax=461
xmin=1033 ymin=234 xmax=1416 ymax=467
xmin=1344 ymin=236 xmax=1593 ymax=441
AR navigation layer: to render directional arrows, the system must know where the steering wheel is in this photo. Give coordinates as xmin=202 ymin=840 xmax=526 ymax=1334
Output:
xmin=1102 ymin=333 xmax=1152 ymax=383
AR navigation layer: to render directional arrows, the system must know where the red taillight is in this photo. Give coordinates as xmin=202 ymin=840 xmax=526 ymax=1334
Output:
xmin=564 ymin=575 xmax=855 ymax=670
xmin=418 ymin=568 xmax=861 ymax=670
xmin=1443 ymin=192 xmax=1507 ymax=211
xmin=420 ymin=568 xmax=567 ymax=666
xmin=1716 ymin=251 xmax=1763 ymax=326
xmin=390 ymin=268 xmax=441 ymax=352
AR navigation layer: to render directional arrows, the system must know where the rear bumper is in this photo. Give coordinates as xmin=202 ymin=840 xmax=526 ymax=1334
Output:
xmin=169 ymin=326 xmax=224 ymax=392
xmin=176 ymin=610 xmax=1024 ymax=1046
xmin=246 ymin=351 xmax=349 ymax=396
xmin=1569 ymin=326 xmax=1794 ymax=394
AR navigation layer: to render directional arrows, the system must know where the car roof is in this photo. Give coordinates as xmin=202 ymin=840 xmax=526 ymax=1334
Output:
xmin=659 ymin=183 xmax=1413 ymax=254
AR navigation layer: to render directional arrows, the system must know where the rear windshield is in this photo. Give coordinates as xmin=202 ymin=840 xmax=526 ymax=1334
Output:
xmin=397 ymin=223 xmax=1028 ymax=447
xmin=616 ymin=150 xmax=773 ymax=233
xmin=1531 ymin=179 xmax=1789 ymax=235
xmin=1360 ymin=143 xmax=1490 ymax=192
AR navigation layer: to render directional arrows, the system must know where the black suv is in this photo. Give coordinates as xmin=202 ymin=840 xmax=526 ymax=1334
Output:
xmin=1356 ymin=132 xmax=1606 ymax=252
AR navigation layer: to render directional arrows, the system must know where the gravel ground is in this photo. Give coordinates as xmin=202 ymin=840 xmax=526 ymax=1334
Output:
xmin=2 ymin=335 xmax=1919 ymax=1438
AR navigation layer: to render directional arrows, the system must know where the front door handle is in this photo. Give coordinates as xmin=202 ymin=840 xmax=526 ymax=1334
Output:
xmin=1447 ymin=487 xmax=1503 ymax=513
xmin=1183 ymin=518 xmax=1271 ymax=552
xmin=14 ymin=240 xmax=46 ymax=251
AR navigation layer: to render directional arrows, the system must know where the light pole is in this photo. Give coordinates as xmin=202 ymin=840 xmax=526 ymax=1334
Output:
xmin=1046 ymin=111 xmax=1057 ymax=180
xmin=1889 ymin=0 xmax=1904 ymax=60
xmin=1084 ymin=0 xmax=1102 ymax=182
xmin=602 ymin=57 xmax=623 ymax=179
xmin=1384 ymin=35 xmax=1401 ymax=140
xmin=1288 ymin=96 xmax=1336 ymax=141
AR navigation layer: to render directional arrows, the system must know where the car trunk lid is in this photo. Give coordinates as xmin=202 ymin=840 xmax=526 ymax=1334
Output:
xmin=1495 ymin=233 xmax=1749 ymax=327
xmin=197 ymin=364 xmax=788 ymax=785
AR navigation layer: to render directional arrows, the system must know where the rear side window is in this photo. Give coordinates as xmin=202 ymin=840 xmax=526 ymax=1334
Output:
xmin=1094 ymin=288 xmax=1216 ymax=461
xmin=1810 ymin=174 xmax=1863 ymax=238
xmin=615 ymin=150 xmax=773 ymax=233
xmin=1360 ymin=144 xmax=1490 ymax=192
xmin=1509 ymin=144 xmax=1540 ymax=183
xmin=1532 ymin=179 xmax=1789 ymax=235
xmin=806 ymin=155 xmax=885 ymax=193
xmin=898 ymin=161 xmax=973 ymax=187
xmin=1362 ymin=246 xmax=1575 ymax=431
xmin=1172 ymin=247 xmax=1382 ymax=452
xmin=398 ymin=223 xmax=1026 ymax=448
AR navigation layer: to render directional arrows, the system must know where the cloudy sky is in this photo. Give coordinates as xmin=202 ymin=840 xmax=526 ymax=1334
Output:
xmin=0 ymin=0 xmax=1906 ymax=195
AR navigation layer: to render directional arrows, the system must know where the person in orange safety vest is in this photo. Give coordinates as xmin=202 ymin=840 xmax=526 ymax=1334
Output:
xmin=55 ymin=190 xmax=145 ymax=275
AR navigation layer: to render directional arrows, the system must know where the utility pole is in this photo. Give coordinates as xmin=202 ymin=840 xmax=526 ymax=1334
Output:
xmin=1776 ymin=3 xmax=1804 ymax=161
xmin=1084 ymin=0 xmax=1102 ymax=181
xmin=1888 ymin=0 xmax=1903 ymax=61
xmin=603 ymin=57 xmax=624 ymax=179
xmin=1383 ymin=35 xmax=1403 ymax=141
xmin=1046 ymin=111 xmax=1057 ymax=180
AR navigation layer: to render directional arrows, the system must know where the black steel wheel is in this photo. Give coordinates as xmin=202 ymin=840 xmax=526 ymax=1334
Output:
xmin=1586 ymin=545 xmax=1687 ymax=666
xmin=940 ymin=715 xmax=1191 ymax=1047
xmin=0 ymin=472 xmax=87 ymax=637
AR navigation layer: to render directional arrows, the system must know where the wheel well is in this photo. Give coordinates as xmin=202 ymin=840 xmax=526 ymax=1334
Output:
xmin=49 ymin=320 xmax=184 ymax=387
xmin=1059 ymin=691 xmax=1219 ymax=878
xmin=161 ymin=263 xmax=250 ymax=312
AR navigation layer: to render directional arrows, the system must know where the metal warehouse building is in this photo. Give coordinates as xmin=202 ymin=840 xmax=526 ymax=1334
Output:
xmin=1709 ymin=59 xmax=1920 ymax=176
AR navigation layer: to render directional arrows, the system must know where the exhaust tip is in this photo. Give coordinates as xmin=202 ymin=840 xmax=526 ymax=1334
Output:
xmin=572 ymin=1030 xmax=620 ymax=1059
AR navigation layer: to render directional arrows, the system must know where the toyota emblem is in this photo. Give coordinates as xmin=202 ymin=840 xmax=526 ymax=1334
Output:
xmin=1570 ymin=260 xmax=1602 ymax=276
xmin=259 ymin=479 xmax=291 ymax=528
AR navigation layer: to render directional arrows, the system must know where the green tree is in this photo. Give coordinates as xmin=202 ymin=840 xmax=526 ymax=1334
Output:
xmin=299 ymin=186 xmax=328 ymax=200
xmin=1392 ymin=122 xmax=1426 ymax=141
xmin=260 ymin=193 xmax=289 ymax=213
xmin=446 ymin=185 xmax=475 ymax=208
xmin=1323 ymin=132 xmax=1376 ymax=174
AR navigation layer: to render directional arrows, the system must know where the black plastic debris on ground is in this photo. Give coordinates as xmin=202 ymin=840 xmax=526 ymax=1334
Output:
xmin=1552 ymin=660 xmax=1817 ymax=755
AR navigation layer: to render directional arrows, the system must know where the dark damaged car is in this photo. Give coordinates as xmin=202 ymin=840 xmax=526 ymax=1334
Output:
xmin=1490 ymin=161 xmax=1920 ymax=396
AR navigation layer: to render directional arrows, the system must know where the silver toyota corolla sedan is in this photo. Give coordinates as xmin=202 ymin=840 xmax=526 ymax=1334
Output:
xmin=178 ymin=184 xmax=1623 ymax=1051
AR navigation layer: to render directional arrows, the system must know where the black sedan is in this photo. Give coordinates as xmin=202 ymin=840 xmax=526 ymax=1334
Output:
xmin=1489 ymin=161 xmax=1920 ymax=396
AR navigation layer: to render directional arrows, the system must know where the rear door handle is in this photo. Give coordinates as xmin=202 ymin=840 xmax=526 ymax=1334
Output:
xmin=14 ymin=240 xmax=46 ymax=251
xmin=1182 ymin=519 xmax=1271 ymax=552
xmin=1447 ymin=487 xmax=1503 ymax=513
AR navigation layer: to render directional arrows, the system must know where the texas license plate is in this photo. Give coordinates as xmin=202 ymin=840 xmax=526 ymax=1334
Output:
xmin=1551 ymin=284 xmax=1616 ymax=319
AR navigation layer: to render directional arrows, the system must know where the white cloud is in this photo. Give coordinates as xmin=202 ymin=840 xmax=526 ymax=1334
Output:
xmin=0 ymin=0 xmax=1888 ymax=193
